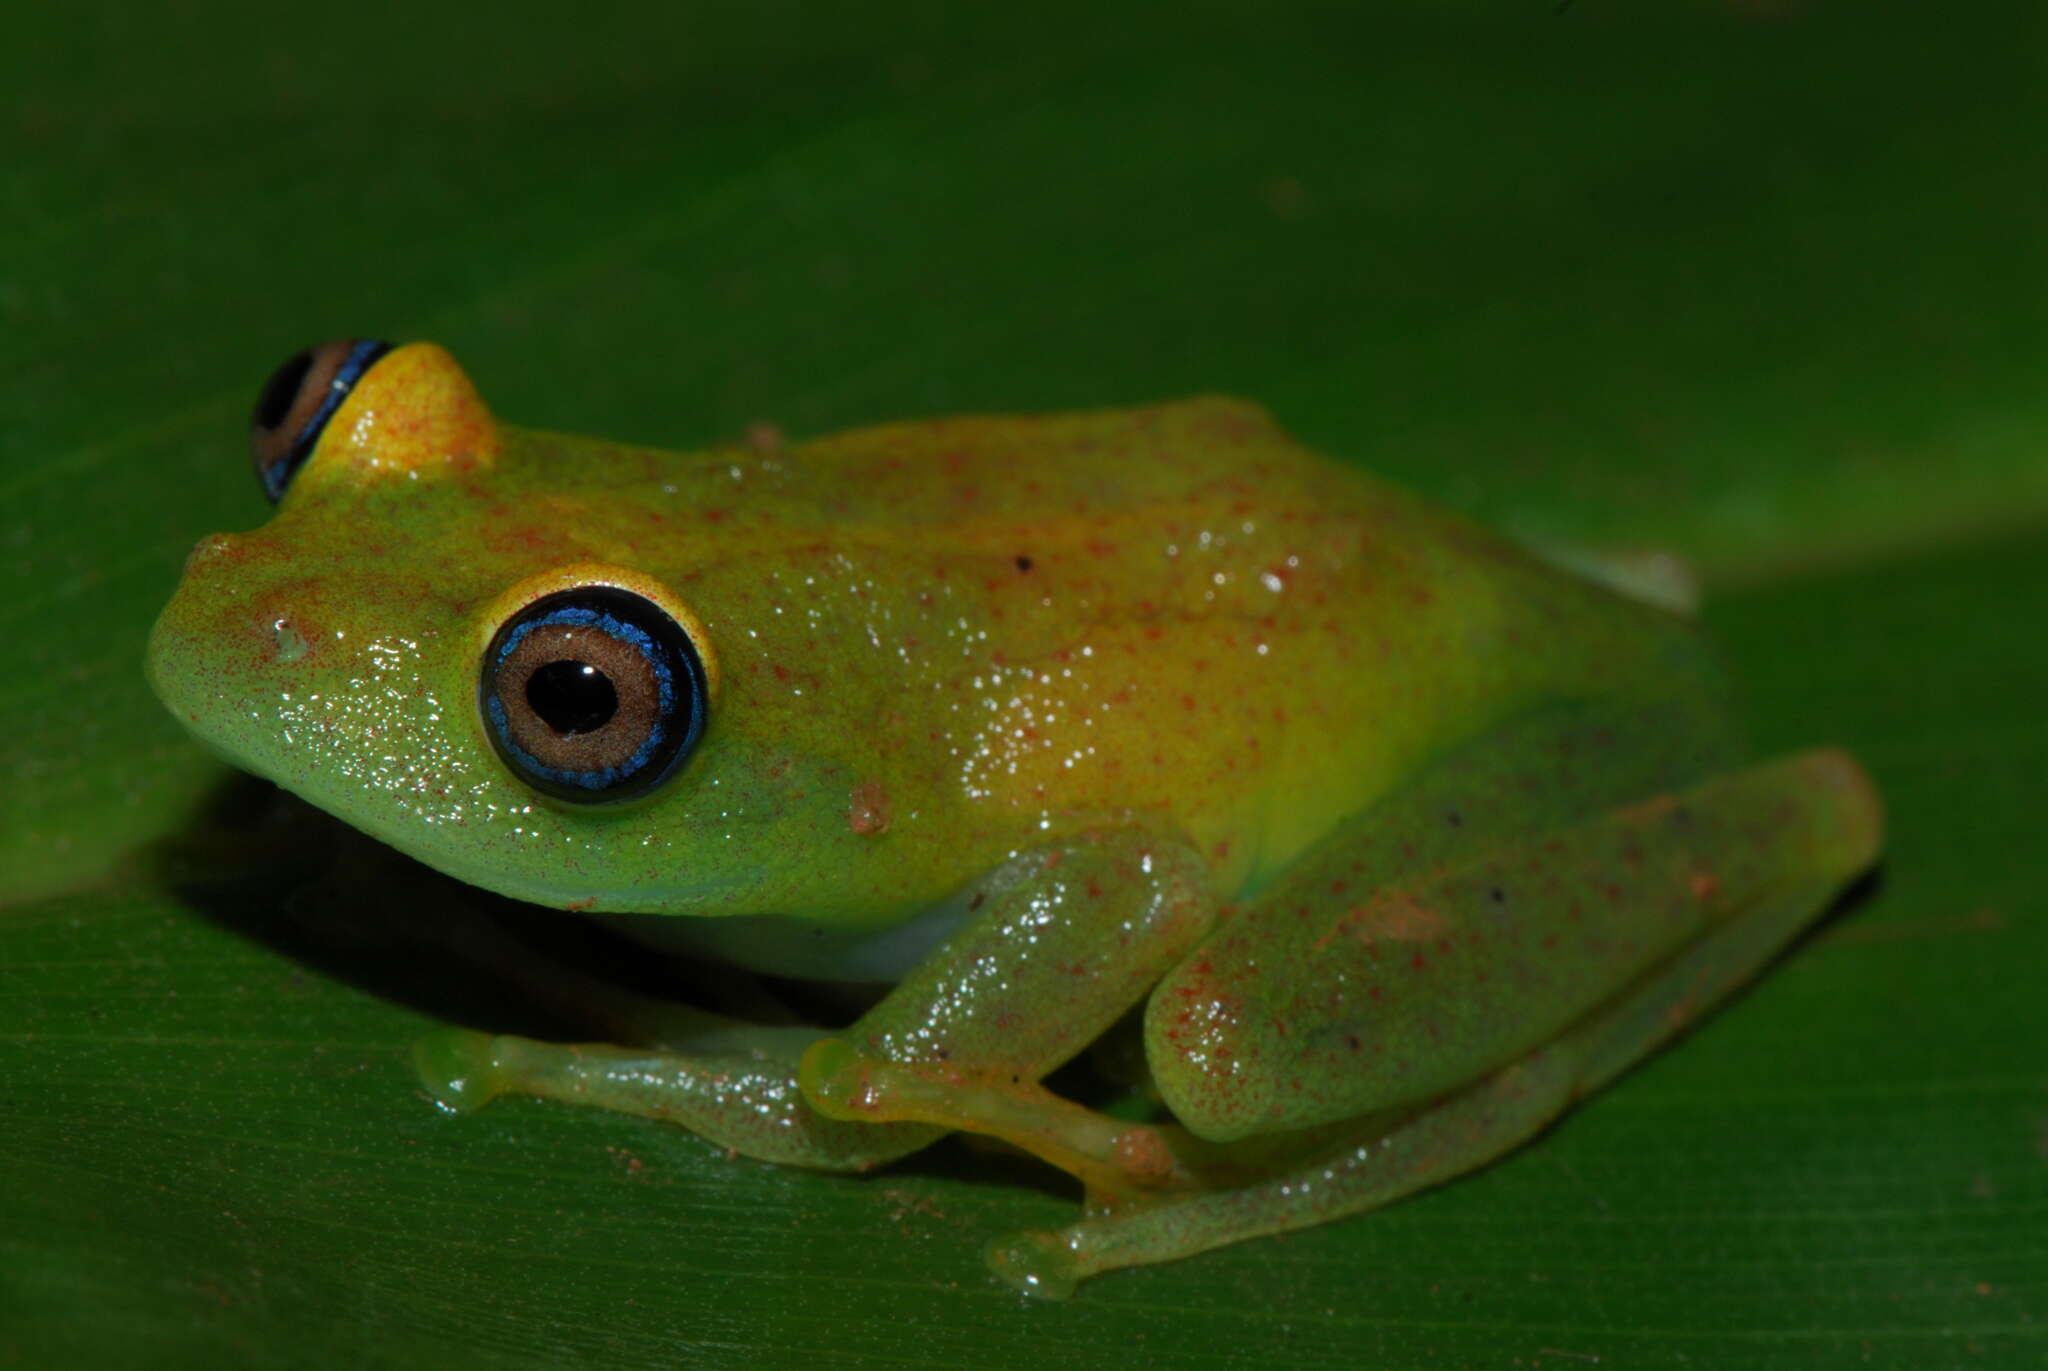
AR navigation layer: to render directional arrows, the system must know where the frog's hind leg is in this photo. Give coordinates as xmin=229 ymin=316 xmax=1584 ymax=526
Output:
xmin=985 ymin=747 xmax=1880 ymax=1296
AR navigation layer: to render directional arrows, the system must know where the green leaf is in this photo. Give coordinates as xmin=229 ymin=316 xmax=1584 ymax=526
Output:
xmin=6 ymin=3 xmax=2043 ymax=1366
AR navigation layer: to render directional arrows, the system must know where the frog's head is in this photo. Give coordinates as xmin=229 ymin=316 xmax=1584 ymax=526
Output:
xmin=148 ymin=342 xmax=975 ymax=930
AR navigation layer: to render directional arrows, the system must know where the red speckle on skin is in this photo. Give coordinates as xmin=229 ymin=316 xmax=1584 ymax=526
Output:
xmin=847 ymin=780 xmax=891 ymax=835
xmin=565 ymin=897 xmax=598 ymax=912
xmin=1088 ymin=539 xmax=1117 ymax=557
xmin=770 ymin=663 xmax=791 ymax=682
xmin=1329 ymin=880 xmax=1347 ymax=895
xmin=1690 ymin=871 xmax=1720 ymax=900
xmin=1180 ymin=694 xmax=1197 ymax=710
xmin=1410 ymin=953 xmax=1427 ymax=971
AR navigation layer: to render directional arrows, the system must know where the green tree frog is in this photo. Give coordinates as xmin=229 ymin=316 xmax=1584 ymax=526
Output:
xmin=148 ymin=340 xmax=1882 ymax=1296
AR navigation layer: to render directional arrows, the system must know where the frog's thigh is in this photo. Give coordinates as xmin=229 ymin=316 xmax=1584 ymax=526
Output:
xmin=993 ymin=748 xmax=1880 ymax=1296
xmin=1147 ymin=728 xmax=1883 ymax=1142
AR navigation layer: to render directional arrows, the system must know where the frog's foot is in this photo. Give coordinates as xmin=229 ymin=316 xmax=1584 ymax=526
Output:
xmin=414 ymin=1027 xmax=511 ymax=1114
xmin=984 ymin=1228 xmax=1090 ymax=1301
xmin=1527 ymin=541 xmax=1701 ymax=615
xmin=410 ymin=1027 xmax=940 ymax=1172
xmin=973 ymin=1043 xmax=1578 ymax=1298
xmin=798 ymin=1037 xmax=1286 ymax=1203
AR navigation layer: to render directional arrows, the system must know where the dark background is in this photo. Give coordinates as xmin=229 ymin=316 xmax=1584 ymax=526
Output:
xmin=4 ymin=4 xmax=2044 ymax=1367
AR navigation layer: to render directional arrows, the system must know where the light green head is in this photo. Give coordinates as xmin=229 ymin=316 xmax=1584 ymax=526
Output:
xmin=147 ymin=342 xmax=1006 ymax=930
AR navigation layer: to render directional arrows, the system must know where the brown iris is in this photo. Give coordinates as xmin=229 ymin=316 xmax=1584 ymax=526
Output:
xmin=491 ymin=623 xmax=660 ymax=778
xmin=248 ymin=339 xmax=393 ymax=502
xmin=480 ymin=586 xmax=707 ymax=802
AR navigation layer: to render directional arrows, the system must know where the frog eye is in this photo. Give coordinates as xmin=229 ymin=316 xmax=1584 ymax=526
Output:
xmin=249 ymin=339 xmax=393 ymax=503
xmin=479 ymin=586 xmax=709 ymax=804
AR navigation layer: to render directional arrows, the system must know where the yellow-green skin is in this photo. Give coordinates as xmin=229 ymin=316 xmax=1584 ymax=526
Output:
xmin=151 ymin=344 xmax=1715 ymax=945
xmin=148 ymin=343 xmax=1881 ymax=1295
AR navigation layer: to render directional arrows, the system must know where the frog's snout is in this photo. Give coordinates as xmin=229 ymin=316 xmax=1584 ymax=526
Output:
xmin=150 ymin=531 xmax=321 ymax=721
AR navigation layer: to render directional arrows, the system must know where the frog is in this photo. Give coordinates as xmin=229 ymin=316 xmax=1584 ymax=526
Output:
xmin=146 ymin=339 xmax=1882 ymax=1297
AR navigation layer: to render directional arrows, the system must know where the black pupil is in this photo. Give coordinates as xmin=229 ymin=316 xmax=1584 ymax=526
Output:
xmin=526 ymin=660 xmax=618 ymax=735
xmin=252 ymin=349 xmax=313 ymax=431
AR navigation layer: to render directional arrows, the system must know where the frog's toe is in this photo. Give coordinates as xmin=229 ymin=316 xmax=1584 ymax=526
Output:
xmin=795 ymin=1037 xmax=879 ymax=1121
xmin=412 ymin=1028 xmax=509 ymax=1114
xmin=984 ymin=1228 xmax=1083 ymax=1300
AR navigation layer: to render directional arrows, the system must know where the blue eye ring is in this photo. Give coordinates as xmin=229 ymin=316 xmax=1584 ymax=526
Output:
xmin=479 ymin=586 xmax=708 ymax=804
xmin=249 ymin=339 xmax=393 ymax=503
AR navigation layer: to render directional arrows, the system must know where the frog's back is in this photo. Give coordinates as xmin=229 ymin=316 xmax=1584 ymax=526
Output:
xmin=743 ymin=398 xmax=1732 ymax=895
xmin=517 ymin=396 xmax=1730 ymax=901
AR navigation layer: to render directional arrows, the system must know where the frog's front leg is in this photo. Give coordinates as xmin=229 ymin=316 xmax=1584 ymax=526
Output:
xmin=416 ymin=832 xmax=1214 ymax=1173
